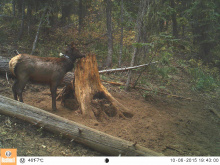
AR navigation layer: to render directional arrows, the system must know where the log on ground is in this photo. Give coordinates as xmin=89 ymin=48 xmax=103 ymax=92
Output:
xmin=0 ymin=95 xmax=163 ymax=156
xmin=0 ymin=56 xmax=10 ymax=74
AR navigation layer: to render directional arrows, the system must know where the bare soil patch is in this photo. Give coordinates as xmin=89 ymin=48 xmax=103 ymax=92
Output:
xmin=0 ymin=73 xmax=219 ymax=156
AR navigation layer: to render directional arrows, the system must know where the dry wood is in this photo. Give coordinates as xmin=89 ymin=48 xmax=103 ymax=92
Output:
xmin=59 ymin=61 xmax=158 ymax=86
xmin=99 ymin=61 xmax=158 ymax=74
xmin=0 ymin=95 xmax=163 ymax=156
xmin=101 ymin=80 xmax=193 ymax=101
xmin=74 ymin=54 xmax=133 ymax=120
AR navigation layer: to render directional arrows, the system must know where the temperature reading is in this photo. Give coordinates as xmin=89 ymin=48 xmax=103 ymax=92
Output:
xmin=28 ymin=158 xmax=44 ymax=163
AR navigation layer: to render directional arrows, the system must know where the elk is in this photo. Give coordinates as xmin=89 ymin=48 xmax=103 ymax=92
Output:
xmin=9 ymin=42 xmax=85 ymax=111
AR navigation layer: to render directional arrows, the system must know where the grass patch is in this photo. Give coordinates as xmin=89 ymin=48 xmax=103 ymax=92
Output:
xmin=188 ymin=67 xmax=219 ymax=92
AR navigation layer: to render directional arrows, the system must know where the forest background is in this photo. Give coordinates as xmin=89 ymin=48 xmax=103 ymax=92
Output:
xmin=0 ymin=0 xmax=220 ymax=93
xmin=0 ymin=0 xmax=220 ymax=157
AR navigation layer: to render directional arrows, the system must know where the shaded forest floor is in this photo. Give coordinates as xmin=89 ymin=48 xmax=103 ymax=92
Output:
xmin=0 ymin=60 xmax=219 ymax=156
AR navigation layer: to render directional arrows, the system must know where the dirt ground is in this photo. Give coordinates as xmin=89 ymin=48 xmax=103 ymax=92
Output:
xmin=0 ymin=70 xmax=219 ymax=156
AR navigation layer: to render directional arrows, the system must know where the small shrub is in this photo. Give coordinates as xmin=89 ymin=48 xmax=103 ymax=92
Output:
xmin=188 ymin=67 xmax=219 ymax=92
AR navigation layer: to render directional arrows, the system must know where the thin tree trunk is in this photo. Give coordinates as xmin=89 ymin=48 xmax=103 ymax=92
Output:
xmin=170 ymin=0 xmax=178 ymax=38
xmin=118 ymin=0 xmax=124 ymax=67
xmin=105 ymin=0 xmax=113 ymax=68
xmin=125 ymin=0 xmax=148 ymax=91
xmin=78 ymin=0 xmax=83 ymax=33
xmin=17 ymin=0 xmax=23 ymax=16
xmin=12 ymin=0 xmax=16 ymax=17
xmin=18 ymin=0 xmax=25 ymax=40
xmin=27 ymin=2 xmax=32 ymax=36
xmin=31 ymin=7 xmax=47 ymax=55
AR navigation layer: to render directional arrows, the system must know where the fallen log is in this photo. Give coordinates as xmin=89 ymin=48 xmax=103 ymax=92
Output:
xmin=0 ymin=56 xmax=10 ymax=74
xmin=0 ymin=55 xmax=157 ymax=77
xmin=0 ymin=95 xmax=163 ymax=156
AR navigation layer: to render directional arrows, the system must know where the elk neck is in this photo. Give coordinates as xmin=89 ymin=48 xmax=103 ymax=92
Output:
xmin=61 ymin=54 xmax=75 ymax=72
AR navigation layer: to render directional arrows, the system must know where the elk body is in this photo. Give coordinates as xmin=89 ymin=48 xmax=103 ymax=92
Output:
xmin=9 ymin=43 xmax=85 ymax=111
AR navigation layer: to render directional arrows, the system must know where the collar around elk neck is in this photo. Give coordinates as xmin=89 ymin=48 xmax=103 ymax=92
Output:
xmin=59 ymin=53 xmax=70 ymax=59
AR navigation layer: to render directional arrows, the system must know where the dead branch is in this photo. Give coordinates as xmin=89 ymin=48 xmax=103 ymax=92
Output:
xmin=101 ymin=80 xmax=193 ymax=101
xmin=99 ymin=61 xmax=158 ymax=74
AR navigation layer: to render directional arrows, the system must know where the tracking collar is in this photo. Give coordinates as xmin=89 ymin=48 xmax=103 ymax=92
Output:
xmin=59 ymin=53 xmax=70 ymax=59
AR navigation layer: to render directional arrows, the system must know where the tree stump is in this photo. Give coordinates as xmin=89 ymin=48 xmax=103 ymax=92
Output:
xmin=74 ymin=54 xmax=133 ymax=121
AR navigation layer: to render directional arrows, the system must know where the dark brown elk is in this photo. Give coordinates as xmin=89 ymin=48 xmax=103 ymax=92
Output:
xmin=9 ymin=42 xmax=85 ymax=111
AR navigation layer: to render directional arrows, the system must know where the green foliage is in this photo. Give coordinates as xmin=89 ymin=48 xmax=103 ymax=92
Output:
xmin=155 ymin=65 xmax=177 ymax=80
xmin=157 ymin=66 xmax=170 ymax=79
xmin=189 ymin=67 xmax=218 ymax=92
xmin=161 ymin=51 xmax=172 ymax=65
xmin=2 ymin=3 xmax=13 ymax=15
xmin=0 ymin=0 xmax=219 ymax=97
xmin=187 ymin=59 xmax=220 ymax=92
xmin=8 ymin=19 xmax=20 ymax=29
xmin=0 ymin=28 xmax=7 ymax=44
xmin=136 ymin=33 xmax=179 ymax=81
xmin=185 ymin=0 xmax=220 ymax=62
xmin=100 ymin=75 xmax=108 ymax=81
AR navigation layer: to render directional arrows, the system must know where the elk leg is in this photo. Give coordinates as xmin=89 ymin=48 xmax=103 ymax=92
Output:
xmin=12 ymin=80 xmax=18 ymax=100
xmin=16 ymin=79 xmax=28 ymax=102
xmin=50 ymin=83 xmax=58 ymax=111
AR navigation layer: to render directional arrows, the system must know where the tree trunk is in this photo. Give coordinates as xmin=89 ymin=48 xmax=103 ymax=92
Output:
xmin=27 ymin=1 xmax=32 ymax=36
xmin=105 ymin=0 xmax=113 ymax=68
xmin=61 ymin=1 xmax=72 ymax=24
xmin=31 ymin=7 xmax=47 ymax=55
xmin=0 ymin=95 xmax=162 ymax=156
xmin=18 ymin=0 xmax=25 ymax=40
xmin=170 ymin=0 xmax=178 ymax=38
xmin=12 ymin=0 xmax=16 ymax=17
xmin=125 ymin=0 xmax=148 ymax=91
xmin=78 ymin=0 xmax=83 ymax=33
xmin=17 ymin=0 xmax=23 ymax=16
xmin=74 ymin=54 xmax=133 ymax=121
xmin=118 ymin=0 xmax=124 ymax=67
